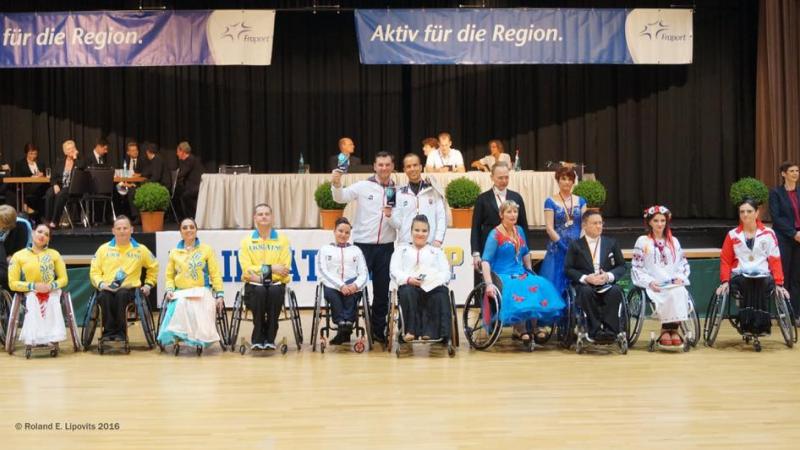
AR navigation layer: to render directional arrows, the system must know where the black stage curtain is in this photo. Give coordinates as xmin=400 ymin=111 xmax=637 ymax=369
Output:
xmin=0 ymin=0 xmax=756 ymax=218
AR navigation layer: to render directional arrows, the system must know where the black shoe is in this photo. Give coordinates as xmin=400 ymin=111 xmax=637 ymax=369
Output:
xmin=372 ymin=333 xmax=386 ymax=344
xmin=330 ymin=333 xmax=346 ymax=345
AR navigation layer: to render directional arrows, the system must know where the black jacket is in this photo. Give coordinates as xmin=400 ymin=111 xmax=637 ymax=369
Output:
xmin=142 ymin=154 xmax=171 ymax=189
xmin=769 ymin=186 xmax=798 ymax=241
xmin=564 ymin=236 xmax=627 ymax=284
xmin=327 ymin=154 xmax=362 ymax=172
xmin=87 ymin=151 xmax=109 ymax=168
xmin=177 ymin=154 xmax=204 ymax=194
xmin=470 ymin=188 xmax=529 ymax=256
xmin=50 ymin=158 xmax=86 ymax=189
xmin=13 ymin=158 xmax=46 ymax=177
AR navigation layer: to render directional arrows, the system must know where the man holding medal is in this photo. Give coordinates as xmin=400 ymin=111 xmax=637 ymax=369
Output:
xmin=331 ymin=152 xmax=396 ymax=343
xmin=564 ymin=210 xmax=627 ymax=341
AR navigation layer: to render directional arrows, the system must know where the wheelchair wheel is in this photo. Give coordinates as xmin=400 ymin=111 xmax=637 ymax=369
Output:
xmin=626 ymin=288 xmax=648 ymax=347
xmin=135 ymin=291 xmax=156 ymax=349
xmin=0 ymin=289 xmax=12 ymax=344
xmin=61 ymin=292 xmax=83 ymax=352
xmin=81 ymin=293 xmax=100 ymax=350
xmin=681 ymin=295 xmax=701 ymax=348
xmin=360 ymin=290 xmax=373 ymax=351
xmin=462 ymin=284 xmax=501 ymax=350
xmin=386 ymin=291 xmax=398 ymax=353
xmin=774 ymin=292 xmax=796 ymax=348
xmin=448 ymin=290 xmax=459 ymax=348
xmin=310 ymin=285 xmax=322 ymax=352
xmin=215 ymin=303 xmax=230 ymax=352
xmin=286 ymin=289 xmax=303 ymax=351
xmin=228 ymin=292 xmax=244 ymax=350
xmin=703 ymin=292 xmax=727 ymax=347
xmin=556 ymin=292 xmax=576 ymax=349
xmin=5 ymin=294 xmax=22 ymax=355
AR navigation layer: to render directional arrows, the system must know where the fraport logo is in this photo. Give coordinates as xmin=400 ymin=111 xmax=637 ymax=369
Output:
xmin=220 ymin=21 xmax=271 ymax=44
xmin=638 ymin=19 xmax=687 ymax=42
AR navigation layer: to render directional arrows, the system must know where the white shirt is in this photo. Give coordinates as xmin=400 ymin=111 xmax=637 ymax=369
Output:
xmin=317 ymin=243 xmax=368 ymax=290
xmin=389 ymin=180 xmax=447 ymax=245
xmin=331 ymin=176 xmax=397 ymax=244
xmin=390 ymin=243 xmax=451 ymax=292
xmin=492 ymin=187 xmax=508 ymax=209
xmin=425 ymin=148 xmax=464 ymax=170
xmin=580 ymin=235 xmax=615 ymax=284
xmin=27 ymin=161 xmax=39 ymax=175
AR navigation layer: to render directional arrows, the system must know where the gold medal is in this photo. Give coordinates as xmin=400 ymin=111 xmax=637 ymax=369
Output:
xmin=565 ymin=220 xmax=573 ymax=227
xmin=748 ymin=255 xmax=754 ymax=262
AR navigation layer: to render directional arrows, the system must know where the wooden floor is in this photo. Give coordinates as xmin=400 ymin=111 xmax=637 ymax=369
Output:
xmin=1 ymin=313 xmax=799 ymax=449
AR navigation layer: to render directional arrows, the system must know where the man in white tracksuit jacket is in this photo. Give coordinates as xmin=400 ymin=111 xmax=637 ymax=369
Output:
xmin=331 ymin=151 xmax=396 ymax=342
xmin=389 ymin=153 xmax=447 ymax=246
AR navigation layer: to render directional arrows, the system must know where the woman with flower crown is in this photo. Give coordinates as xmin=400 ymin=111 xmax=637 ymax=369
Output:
xmin=631 ymin=205 xmax=692 ymax=346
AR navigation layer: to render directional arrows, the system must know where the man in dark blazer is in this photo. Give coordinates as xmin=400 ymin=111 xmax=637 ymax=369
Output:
xmin=174 ymin=141 xmax=204 ymax=219
xmin=88 ymin=138 xmax=111 ymax=168
xmin=141 ymin=143 xmax=171 ymax=189
xmin=470 ymin=162 xmax=529 ymax=278
xmin=327 ymin=137 xmax=362 ymax=172
xmin=768 ymin=162 xmax=800 ymax=319
xmin=564 ymin=210 xmax=627 ymax=341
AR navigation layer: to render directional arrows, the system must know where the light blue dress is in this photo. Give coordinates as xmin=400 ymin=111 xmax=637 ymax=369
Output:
xmin=540 ymin=196 xmax=586 ymax=295
xmin=482 ymin=226 xmax=565 ymax=325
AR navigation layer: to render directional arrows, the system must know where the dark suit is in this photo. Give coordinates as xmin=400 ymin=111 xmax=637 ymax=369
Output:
xmin=564 ymin=235 xmax=627 ymax=336
xmin=12 ymin=158 xmax=48 ymax=214
xmin=327 ymin=154 xmax=362 ymax=172
xmin=141 ymin=154 xmax=171 ymax=188
xmin=470 ymin=188 xmax=529 ymax=256
xmin=175 ymin=154 xmax=204 ymax=218
xmin=126 ymin=157 xmax=145 ymax=174
xmin=769 ymin=186 xmax=800 ymax=315
xmin=87 ymin=151 xmax=109 ymax=168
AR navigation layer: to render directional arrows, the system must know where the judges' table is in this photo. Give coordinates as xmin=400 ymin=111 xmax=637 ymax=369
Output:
xmin=195 ymin=171 xmax=559 ymax=229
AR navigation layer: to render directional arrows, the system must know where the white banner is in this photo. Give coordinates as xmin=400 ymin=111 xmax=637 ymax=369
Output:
xmin=155 ymin=229 xmax=473 ymax=307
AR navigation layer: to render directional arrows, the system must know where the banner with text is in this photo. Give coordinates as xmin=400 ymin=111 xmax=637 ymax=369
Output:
xmin=0 ymin=10 xmax=275 ymax=68
xmin=355 ymin=8 xmax=692 ymax=65
xmin=155 ymin=229 xmax=472 ymax=308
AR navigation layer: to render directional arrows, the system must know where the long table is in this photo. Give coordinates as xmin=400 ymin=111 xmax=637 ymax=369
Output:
xmin=195 ymin=171 xmax=560 ymax=229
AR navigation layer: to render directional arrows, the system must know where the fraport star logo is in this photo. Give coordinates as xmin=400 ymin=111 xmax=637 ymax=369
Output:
xmin=221 ymin=22 xmax=253 ymax=41
xmin=639 ymin=20 xmax=669 ymax=40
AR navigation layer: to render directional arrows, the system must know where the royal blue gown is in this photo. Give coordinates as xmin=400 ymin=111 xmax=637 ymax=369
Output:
xmin=540 ymin=196 xmax=586 ymax=295
xmin=482 ymin=226 xmax=565 ymax=325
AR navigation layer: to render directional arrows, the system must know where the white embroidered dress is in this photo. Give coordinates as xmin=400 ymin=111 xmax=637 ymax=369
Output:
xmin=631 ymin=235 xmax=691 ymax=323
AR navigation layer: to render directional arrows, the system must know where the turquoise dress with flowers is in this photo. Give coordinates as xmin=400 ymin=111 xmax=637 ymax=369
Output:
xmin=482 ymin=226 xmax=565 ymax=325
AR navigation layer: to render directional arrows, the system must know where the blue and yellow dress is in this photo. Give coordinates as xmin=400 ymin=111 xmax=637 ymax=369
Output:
xmin=157 ymin=239 xmax=223 ymax=348
xmin=482 ymin=226 xmax=565 ymax=325
xmin=540 ymin=196 xmax=586 ymax=295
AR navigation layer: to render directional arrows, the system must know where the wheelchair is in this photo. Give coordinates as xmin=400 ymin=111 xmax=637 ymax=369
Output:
xmin=4 ymin=290 xmax=82 ymax=358
xmin=626 ymin=286 xmax=700 ymax=352
xmin=386 ymin=284 xmax=458 ymax=358
xmin=228 ymin=283 xmax=303 ymax=355
xmin=80 ymin=288 xmax=157 ymax=354
xmin=562 ymin=285 xmax=630 ymax=355
xmin=462 ymin=272 xmax=553 ymax=352
xmin=704 ymin=276 xmax=797 ymax=352
xmin=0 ymin=288 xmax=13 ymax=344
xmin=154 ymin=292 xmax=230 ymax=356
xmin=309 ymin=283 xmax=372 ymax=353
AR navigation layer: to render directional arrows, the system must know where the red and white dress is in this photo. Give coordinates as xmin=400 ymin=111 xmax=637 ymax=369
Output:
xmin=720 ymin=222 xmax=784 ymax=284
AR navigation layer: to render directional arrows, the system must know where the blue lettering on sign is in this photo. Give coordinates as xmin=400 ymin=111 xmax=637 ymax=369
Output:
xmin=221 ymin=250 xmax=242 ymax=282
xmin=290 ymin=249 xmax=300 ymax=282
xmin=302 ymin=249 xmax=319 ymax=282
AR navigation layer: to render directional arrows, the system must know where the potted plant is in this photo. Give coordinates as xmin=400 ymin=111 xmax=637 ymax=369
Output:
xmin=445 ymin=177 xmax=481 ymax=228
xmin=314 ymin=181 xmax=346 ymax=229
xmin=573 ymin=179 xmax=607 ymax=211
xmin=729 ymin=177 xmax=769 ymax=207
xmin=133 ymin=182 xmax=171 ymax=232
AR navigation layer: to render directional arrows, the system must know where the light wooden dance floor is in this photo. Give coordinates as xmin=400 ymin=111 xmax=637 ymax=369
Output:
xmin=1 ymin=313 xmax=798 ymax=449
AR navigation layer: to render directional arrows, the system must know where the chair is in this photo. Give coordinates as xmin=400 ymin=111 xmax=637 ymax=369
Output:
xmin=61 ymin=169 xmax=90 ymax=229
xmin=84 ymin=168 xmax=116 ymax=225
xmin=218 ymin=164 xmax=251 ymax=175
